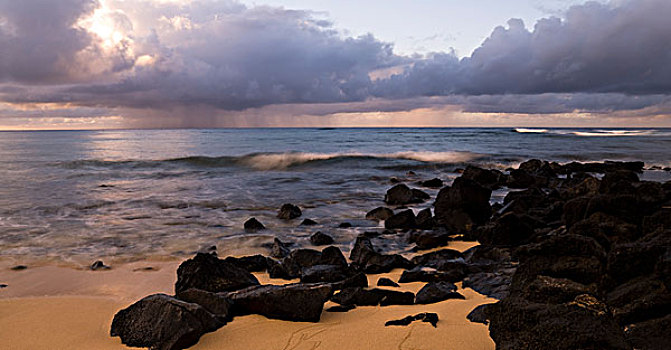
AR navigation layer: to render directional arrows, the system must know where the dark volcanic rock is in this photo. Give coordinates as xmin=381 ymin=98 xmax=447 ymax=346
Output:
xmin=338 ymin=222 xmax=352 ymax=228
xmin=365 ymin=207 xmax=394 ymax=221
xmin=110 ymin=294 xmax=223 ymax=350
xmin=332 ymin=287 xmax=414 ymax=307
xmin=300 ymin=264 xmax=348 ymax=284
xmin=271 ymin=237 xmax=291 ymax=258
xmin=521 ymin=275 xmax=596 ymax=304
xmin=415 ymin=281 xmax=464 ymax=304
xmin=10 ymin=265 xmax=27 ymax=271
xmin=225 ymin=283 xmax=333 ymax=322
xmin=90 ymin=260 xmax=110 ymax=270
xmin=463 ymin=271 xmax=514 ymax=300
xmin=377 ymin=277 xmax=400 ymax=287
xmin=300 ymin=218 xmax=318 ymax=226
xmin=326 ymin=304 xmax=356 ymax=312
xmin=606 ymin=275 xmax=671 ymax=326
xmin=177 ymin=288 xmax=233 ymax=320
xmin=175 ymin=253 xmax=260 ymax=295
xmin=385 ymin=313 xmax=439 ymax=327
xmin=462 ymin=165 xmax=503 ymax=190
xmin=411 ymin=189 xmax=431 ymax=201
xmin=411 ymin=249 xmax=463 ymax=268
xmin=349 ymin=235 xmax=413 ymax=273
xmin=244 ymin=217 xmax=265 ymax=232
xmin=476 ymin=212 xmax=535 ymax=247
xmin=414 ymin=208 xmax=435 ymax=230
xmin=419 ymin=178 xmax=443 ymax=188
xmin=223 ymin=255 xmax=268 ymax=272
xmin=385 ymin=184 xmax=415 ymax=205
xmin=320 ymin=246 xmax=348 ymax=267
xmin=467 ymin=304 xmax=493 ymax=325
xmin=409 ymin=229 xmax=450 ymax=250
xmin=488 ymin=295 xmax=630 ymax=350
xmin=384 ymin=209 xmax=416 ymax=230
xmin=349 ymin=236 xmax=376 ymax=266
xmin=399 ymin=266 xmax=465 ymax=284
xmin=434 ymin=177 xmax=492 ymax=232
xmin=277 ymin=203 xmax=302 ymax=220
xmin=0 ymin=283 xmax=7 ymax=288
xmin=309 ymin=231 xmax=334 ymax=246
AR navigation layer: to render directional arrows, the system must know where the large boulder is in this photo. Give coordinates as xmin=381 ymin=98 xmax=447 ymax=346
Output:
xmin=475 ymin=212 xmax=536 ymax=247
xmin=225 ymin=283 xmax=333 ymax=322
xmin=175 ymin=253 xmax=259 ymax=295
xmin=434 ymin=177 xmax=492 ymax=232
xmin=461 ymin=165 xmax=504 ymax=190
xmin=488 ymin=295 xmax=630 ymax=350
xmin=310 ymin=231 xmax=334 ymax=246
xmin=111 ymin=294 xmax=224 ymax=350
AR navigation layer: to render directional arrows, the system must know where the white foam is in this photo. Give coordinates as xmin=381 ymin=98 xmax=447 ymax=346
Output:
xmin=514 ymin=128 xmax=548 ymax=133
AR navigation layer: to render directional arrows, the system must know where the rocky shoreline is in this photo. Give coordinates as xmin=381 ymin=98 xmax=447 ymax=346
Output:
xmin=110 ymin=159 xmax=671 ymax=350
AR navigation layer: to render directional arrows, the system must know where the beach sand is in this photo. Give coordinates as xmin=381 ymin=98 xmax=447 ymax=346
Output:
xmin=0 ymin=243 xmax=495 ymax=350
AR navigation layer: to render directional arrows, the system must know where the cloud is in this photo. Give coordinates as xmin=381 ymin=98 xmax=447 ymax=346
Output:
xmin=0 ymin=0 xmax=670 ymax=127
xmin=378 ymin=0 xmax=671 ymax=97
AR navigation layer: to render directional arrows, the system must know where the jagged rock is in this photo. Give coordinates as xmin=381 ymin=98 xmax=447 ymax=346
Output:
xmin=599 ymin=170 xmax=639 ymax=194
xmin=365 ymin=207 xmax=394 ymax=221
xmin=521 ymin=275 xmax=597 ymax=304
xmin=415 ymin=208 xmax=435 ymax=229
xmin=300 ymin=218 xmax=318 ymax=226
xmin=419 ymin=178 xmax=443 ymax=188
xmin=349 ymin=235 xmax=413 ymax=273
xmin=415 ymin=281 xmax=464 ymax=304
xmin=320 ymin=246 xmax=348 ymax=267
xmin=385 ymin=313 xmax=439 ymax=327
xmin=277 ymin=203 xmax=302 ymax=220
xmin=175 ymin=253 xmax=259 ymax=295
xmin=384 ymin=209 xmax=416 ymax=229
xmin=606 ymin=275 xmax=671 ymax=326
xmin=349 ymin=236 xmax=376 ymax=266
xmin=434 ymin=177 xmax=492 ymax=232
xmin=244 ymin=217 xmax=265 ymax=232
xmin=223 ymin=255 xmax=268 ymax=272
xmin=377 ymin=277 xmax=399 ymax=287
xmin=110 ymin=294 xmax=223 ymax=350
xmin=331 ymin=287 xmax=414 ymax=306
xmin=467 ymin=304 xmax=493 ymax=325
xmin=310 ymin=231 xmax=334 ymax=245
xmin=569 ymin=212 xmax=639 ymax=249
xmin=225 ymin=283 xmax=333 ymax=322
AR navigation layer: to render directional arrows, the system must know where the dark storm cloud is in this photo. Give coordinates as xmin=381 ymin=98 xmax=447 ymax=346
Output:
xmin=0 ymin=0 xmax=670 ymax=120
xmin=376 ymin=0 xmax=671 ymax=98
xmin=0 ymin=0 xmax=98 ymax=83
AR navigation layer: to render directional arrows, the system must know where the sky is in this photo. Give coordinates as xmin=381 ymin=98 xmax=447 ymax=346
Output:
xmin=0 ymin=0 xmax=670 ymax=129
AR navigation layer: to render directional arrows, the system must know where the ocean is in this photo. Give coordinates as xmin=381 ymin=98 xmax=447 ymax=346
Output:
xmin=1 ymin=127 xmax=670 ymax=266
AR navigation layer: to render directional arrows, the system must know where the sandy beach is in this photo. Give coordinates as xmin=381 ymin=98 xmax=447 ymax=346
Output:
xmin=0 ymin=242 xmax=495 ymax=350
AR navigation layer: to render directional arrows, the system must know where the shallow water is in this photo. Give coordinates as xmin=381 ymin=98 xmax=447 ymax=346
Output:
xmin=1 ymin=127 xmax=670 ymax=265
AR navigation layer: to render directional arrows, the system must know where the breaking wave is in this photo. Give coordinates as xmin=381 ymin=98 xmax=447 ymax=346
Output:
xmin=514 ymin=128 xmax=669 ymax=137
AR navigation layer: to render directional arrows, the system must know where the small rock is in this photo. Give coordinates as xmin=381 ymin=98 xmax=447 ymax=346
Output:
xmin=419 ymin=178 xmax=443 ymax=188
xmin=377 ymin=277 xmax=400 ymax=287
xmin=223 ymin=255 xmax=269 ymax=272
xmin=90 ymin=260 xmax=110 ymax=270
xmin=385 ymin=313 xmax=439 ymax=327
xmin=244 ymin=217 xmax=265 ymax=232
xmin=300 ymin=218 xmax=318 ymax=226
xmin=10 ymin=265 xmax=27 ymax=271
xmin=332 ymin=287 xmax=414 ymax=306
xmin=0 ymin=284 xmax=7 ymax=288
xmin=270 ymin=237 xmax=291 ymax=258
xmin=385 ymin=184 xmax=417 ymax=205
xmin=278 ymin=203 xmax=302 ymax=220
xmin=132 ymin=267 xmax=155 ymax=272
xmin=365 ymin=207 xmax=394 ymax=221
xmin=384 ymin=209 xmax=416 ymax=230
xmin=310 ymin=231 xmax=334 ymax=246
xmin=338 ymin=222 xmax=353 ymax=228
xmin=415 ymin=282 xmax=464 ymax=304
